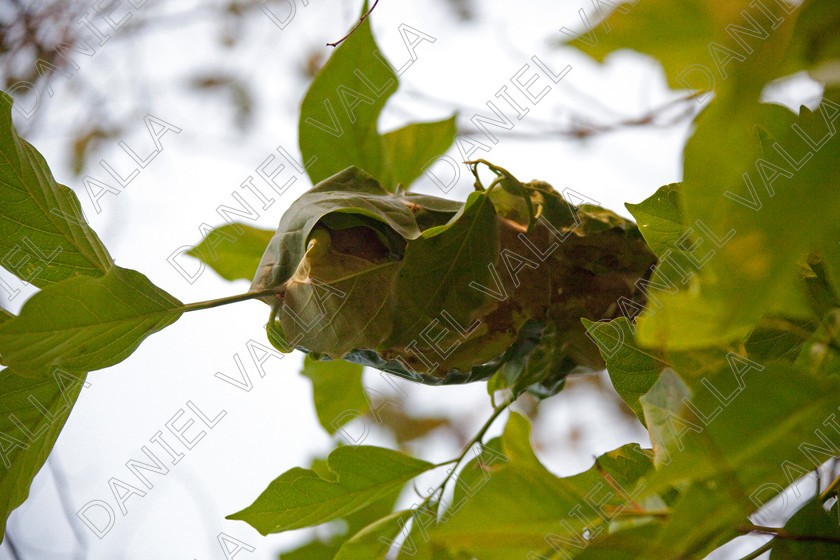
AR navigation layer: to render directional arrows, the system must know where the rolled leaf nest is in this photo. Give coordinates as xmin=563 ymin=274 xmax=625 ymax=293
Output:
xmin=251 ymin=162 xmax=655 ymax=396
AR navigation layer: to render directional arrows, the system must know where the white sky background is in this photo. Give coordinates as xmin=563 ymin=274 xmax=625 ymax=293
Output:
xmin=0 ymin=0 xmax=823 ymax=558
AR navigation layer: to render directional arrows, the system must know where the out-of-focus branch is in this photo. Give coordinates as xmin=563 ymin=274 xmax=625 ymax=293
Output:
xmin=401 ymin=88 xmax=703 ymax=141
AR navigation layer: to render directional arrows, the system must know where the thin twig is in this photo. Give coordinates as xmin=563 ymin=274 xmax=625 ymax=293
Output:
xmin=327 ymin=0 xmax=381 ymax=48
xmin=415 ymin=396 xmax=515 ymax=517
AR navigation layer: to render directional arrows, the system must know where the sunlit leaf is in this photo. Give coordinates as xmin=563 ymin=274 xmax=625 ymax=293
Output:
xmin=638 ymin=93 xmax=840 ymax=349
xmin=0 ymin=92 xmax=113 ymax=286
xmin=0 ymin=267 xmax=182 ymax=376
xmin=0 ymin=367 xmax=86 ymax=541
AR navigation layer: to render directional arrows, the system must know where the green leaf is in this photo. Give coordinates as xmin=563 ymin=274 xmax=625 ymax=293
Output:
xmin=582 ymin=317 xmax=668 ymax=425
xmin=635 ymin=361 xmax=840 ymax=557
xmin=299 ymin=12 xmax=398 ymax=187
xmin=625 ymin=183 xmax=703 ymax=275
xmin=770 ymin=498 xmax=840 ymax=559
xmin=276 ymin=540 xmax=340 ymax=560
xmin=745 ymin=317 xmax=816 ymax=363
xmin=0 ymin=92 xmax=113 ymax=286
xmin=0 ymin=367 xmax=87 ymax=540
xmin=559 ymin=0 xmax=717 ymax=91
xmin=0 ymin=308 xmax=11 ymax=324
xmin=781 ymin=0 xmax=840 ymax=84
xmin=389 ymin=192 xmax=498 ymax=347
xmin=651 ymin=481 xmax=741 ymax=558
xmin=278 ymin=464 xmax=403 ymax=560
xmin=302 ymin=356 xmax=368 ymax=435
xmin=573 ymin=524 xmax=673 ymax=560
xmin=187 ymin=223 xmax=273 ymax=282
xmin=382 ymin=117 xmax=457 ymax=188
xmin=430 ymin=413 xmax=656 ymax=560
xmin=0 ymin=267 xmax=182 ymax=376
xmin=298 ymin=8 xmax=455 ymax=191
xmin=227 ymin=445 xmax=435 ymax=535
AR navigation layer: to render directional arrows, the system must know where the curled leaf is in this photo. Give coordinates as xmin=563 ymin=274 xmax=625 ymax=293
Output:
xmin=252 ymin=164 xmax=656 ymax=389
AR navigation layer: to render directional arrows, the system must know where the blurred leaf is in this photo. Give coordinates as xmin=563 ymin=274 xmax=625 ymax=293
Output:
xmin=188 ymin=74 xmax=254 ymax=130
xmin=0 ymin=367 xmax=86 ymax=541
xmin=382 ymin=116 xmax=457 ymax=188
xmin=373 ymin=398 xmax=451 ymax=445
xmin=574 ymin=524 xmax=673 ymax=559
xmin=582 ymin=317 xmax=668 ymax=425
xmin=227 ymin=445 xmax=435 ymax=535
xmin=0 ymin=267 xmax=182 ymax=377
xmin=652 ymin=481 xmax=742 ymax=558
xmin=770 ymin=498 xmax=840 ymax=559
xmin=627 ymin=362 xmax=840 ymax=555
xmin=782 ymin=0 xmax=840 ymax=84
xmin=187 ymin=223 xmax=273 ymax=282
xmin=643 ymin=364 xmax=839 ymax=497
xmin=277 ymin=540 xmax=339 ymax=560
xmin=802 ymin=253 xmax=840 ymax=319
xmin=638 ymin=92 xmax=840 ymax=349
xmin=69 ymin=127 xmax=115 ymax=175
xmin=302 ymin=356 xmax=368 ymax=435
xmin=561 ymin=0 xmax=717 ymax=91
xmin=0 ymin=91 xmax=113 ymax=287
xmin=559 ymin=0 xmax=798 ymax=95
